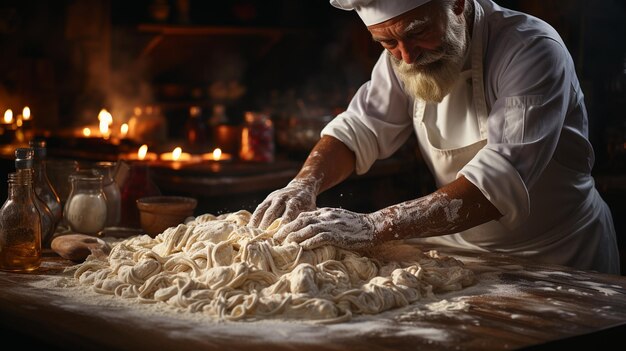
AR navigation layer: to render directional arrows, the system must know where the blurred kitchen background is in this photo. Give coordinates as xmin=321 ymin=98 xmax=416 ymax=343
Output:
xmin=0 ymin=0 xmax=625 ymax=266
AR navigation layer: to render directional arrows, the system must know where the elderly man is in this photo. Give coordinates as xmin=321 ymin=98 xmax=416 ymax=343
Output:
xmin=250 ymin=0 xmax=620 ymax=274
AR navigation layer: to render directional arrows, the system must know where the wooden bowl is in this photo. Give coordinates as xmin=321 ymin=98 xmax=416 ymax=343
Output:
xmin=136 ymin=196 xmax=197 ymax=237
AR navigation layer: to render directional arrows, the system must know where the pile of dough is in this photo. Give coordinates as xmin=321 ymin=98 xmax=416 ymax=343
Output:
xmin=69 ymin=210 xmax=475 ymax=323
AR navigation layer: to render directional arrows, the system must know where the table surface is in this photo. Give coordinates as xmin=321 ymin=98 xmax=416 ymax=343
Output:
xmin=1 ymin=245 xmax=626 ymax=351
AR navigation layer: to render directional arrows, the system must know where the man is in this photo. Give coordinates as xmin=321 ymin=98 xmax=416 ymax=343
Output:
xmin=250 ymin=0 xmax=621 ymax=275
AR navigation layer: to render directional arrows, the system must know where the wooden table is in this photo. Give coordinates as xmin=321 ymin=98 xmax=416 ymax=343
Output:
xmin=1 ymin=245 xmax=625 ymax=351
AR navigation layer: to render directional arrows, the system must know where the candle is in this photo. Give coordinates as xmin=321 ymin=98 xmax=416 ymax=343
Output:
xmin=2 ymin=109 xmax=13 ymax=125
xmin=22 ymin=107 xmax=31 ymax=122
xmin=201 ymin=148 xmax=232 ymax=161
xmin=120 ymin=144 xmax=158 ymax=161
xmin=1 ymin=109 xmax=16 ymax=144
xmin=120 ymin=123 xmax=129 ymax=139
xmin=98 ymin=109 xmax=113 ymax=139
xmin=160 ymin=146 xmax=192 ymax=161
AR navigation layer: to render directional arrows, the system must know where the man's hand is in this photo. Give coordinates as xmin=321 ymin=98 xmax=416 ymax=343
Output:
xmin=273 ymin=207 xmax=378 ymax=250
xmin=249 ymin=178 xmax=319 ymax=230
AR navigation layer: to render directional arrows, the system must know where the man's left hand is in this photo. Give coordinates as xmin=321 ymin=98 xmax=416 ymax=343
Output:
xmin=273 ymin=207 xmax=378 ymax=250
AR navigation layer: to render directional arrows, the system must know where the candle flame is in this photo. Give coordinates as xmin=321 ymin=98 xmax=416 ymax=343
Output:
xmin=3 ymin=109 xmax=13 ymax=124
xmin=172 ymin=147 xmax=182 ymax=161
xmin=22 ymin=107 xmax=31 ymax=120
xmin=98 ymin=109 xmax=113 ymax=138
xmin=213 ymin=148 xmax=222 ymax=160
xmin=138 ymin=144 xmax=148 ymax=160
xmin=83 ymin=127 xmax=92 ymax=137
xmin=120 ymin=123 xmax=129 ymax=137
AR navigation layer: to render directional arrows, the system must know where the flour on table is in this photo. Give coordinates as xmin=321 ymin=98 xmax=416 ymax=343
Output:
xmin=62 ymin=210 xmax=475 ymax=323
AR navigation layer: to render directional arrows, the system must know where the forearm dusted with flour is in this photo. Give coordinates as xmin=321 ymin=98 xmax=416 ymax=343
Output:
xmin=294 ymin=135 xmax=356 ymax=194
xmin=370 ymin=176 xmax=503 ymax=242
xmin=249 ymin=136 xmax=356 ymax=229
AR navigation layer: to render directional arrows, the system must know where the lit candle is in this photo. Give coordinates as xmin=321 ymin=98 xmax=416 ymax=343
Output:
xmin=119 ymin=144 xmax=158 ymax=161
xmin=120 ymin=123 xmax=129 ymax=139
xmin=22 ymin=107 xmax=31 ymax=122
xmin=1 ymin=109 xmax=16 ymax=144
xmin=3 ymin=109 xmax=13 ymax=125
xmin=160 ymin=146 xmax=192 ymax=161
xmin=201 ymin=148 xmax=232 ymax=161
xmin=98 ymin=109 xmax=113 ymax=139
xmin=82 ymin=127 xmax=92 ymax=137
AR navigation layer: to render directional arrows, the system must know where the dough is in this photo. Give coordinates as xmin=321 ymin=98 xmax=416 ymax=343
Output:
xmin=68 ymin=210 xmax=475 ymax=323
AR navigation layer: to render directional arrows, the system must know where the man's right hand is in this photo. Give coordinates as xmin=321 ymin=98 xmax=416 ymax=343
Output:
xmin=249 ymin=177 xmax=320 ymax=230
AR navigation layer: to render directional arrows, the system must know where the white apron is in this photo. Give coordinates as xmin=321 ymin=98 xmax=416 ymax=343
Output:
xmin=410 ymin=3 xmax=620 ymax=274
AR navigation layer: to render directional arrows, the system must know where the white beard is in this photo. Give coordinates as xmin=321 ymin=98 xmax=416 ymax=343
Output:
xmin=390 ymin=9 xmax=469 ymax=103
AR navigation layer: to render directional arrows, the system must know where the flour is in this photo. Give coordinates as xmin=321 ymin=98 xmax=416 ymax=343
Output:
xmin=64 ymin=193 xmax=107 ymax=234
xmin=42 ymin=210 xmax=478 ymax=324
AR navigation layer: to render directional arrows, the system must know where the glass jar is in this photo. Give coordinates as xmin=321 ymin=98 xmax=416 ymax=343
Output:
xmin=0 ymin=171 xmax=42 ymax=272
xmin=93 ymin=162 xmax=121 ymax=228
xmin=239 ymin=111 xmax=275 ymax=162
xmin=64 ymin=172 xmax=108 ymax=235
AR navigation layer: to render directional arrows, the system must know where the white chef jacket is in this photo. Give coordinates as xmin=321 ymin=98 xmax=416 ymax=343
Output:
xmin=321 ymin=0 xmax=620 ymax=274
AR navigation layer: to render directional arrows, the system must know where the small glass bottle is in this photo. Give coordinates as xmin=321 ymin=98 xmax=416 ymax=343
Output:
xmin=94 ymin=162 xmax=121 ymax=228
xmin=239 ymin=111 xmax=275 ymax=162
xmin=0 ymin=171 xmax=42 ymax=272
xmin=29 ymin=140 xmax=63 ymax=227
xmin=64 ymin=172 xmax=108 ymax=235
xmin=15 ymin=147 xmax=55 ymax=247
xmin=119 ymin=162 xmax=161 ymax=229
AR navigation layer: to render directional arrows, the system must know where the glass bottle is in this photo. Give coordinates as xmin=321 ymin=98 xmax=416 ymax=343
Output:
xmin=29 ymin=140 xmax=63 ymax=227
xmin=0 ymin=171 xmax=42 ymax=272
xmin=239 ymin=111 xmax=275 ymax=162
xmin=94 ymin=162 xmax=121 ymax=228
xmin=15 ymin=147 xmax=55 ymax=247
xmin=119 ymin=162 xmax=161 ymax=229
xmin=64 ymin=172 xmax=108 ymax=235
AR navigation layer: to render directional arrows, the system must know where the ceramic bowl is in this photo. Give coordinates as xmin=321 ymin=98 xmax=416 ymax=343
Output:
xmin=136 ymin=196 xmax=197 ymax=237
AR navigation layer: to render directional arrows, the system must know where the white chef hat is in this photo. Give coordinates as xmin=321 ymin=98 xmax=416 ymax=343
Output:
xmin=329 ymin=0 xmax=434 ymax=26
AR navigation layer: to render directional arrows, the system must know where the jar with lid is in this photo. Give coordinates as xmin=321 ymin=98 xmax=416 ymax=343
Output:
xmin=64 ymin=171 xmax=108 ymax=235
xmin=0 ymin=171 xmax=42 ymax=272
xmin=93 ymin=162 xmax=121 ymax=228
xmin=239 ymin=111 xmax=275 ymax=162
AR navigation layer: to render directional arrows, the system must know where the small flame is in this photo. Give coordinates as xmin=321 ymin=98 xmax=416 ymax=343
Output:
xmin=172 ymin=147 xmax=182 ymax=161
xmin=213 ymin=148 xmax=222 ymax=160
xmin=83 ymin=127 xmax=92 ymax=137
xmin=98 ymin=109 xmax=113 ymax=138
xmin=138 ymin=144 xmax=148 ymax=160
xmin=22 ymin=107 xmax=31 ymax=121
xmin=120 ymin=123 xmax=129 ymax=138
xmin=3 ymin=109 xmax=13 ymax=124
